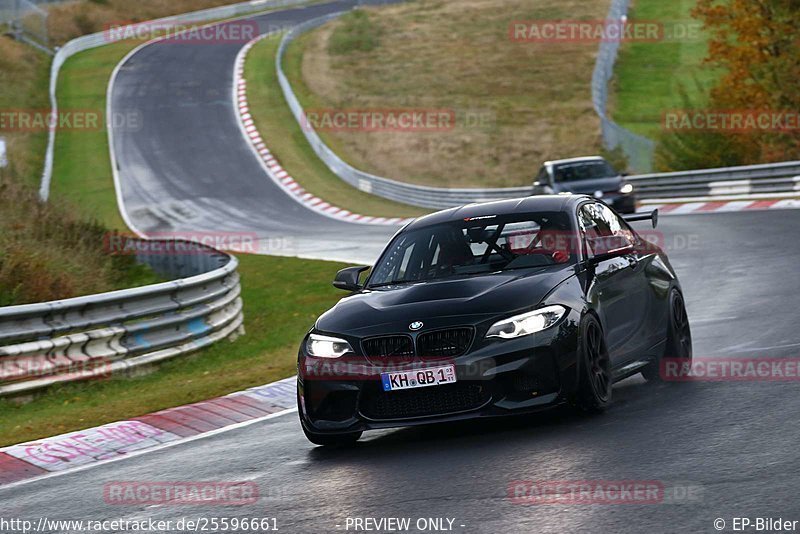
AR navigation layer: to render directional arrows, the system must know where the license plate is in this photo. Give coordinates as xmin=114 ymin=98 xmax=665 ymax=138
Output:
xmin=381 ymin=365 xmax=457 ymax=392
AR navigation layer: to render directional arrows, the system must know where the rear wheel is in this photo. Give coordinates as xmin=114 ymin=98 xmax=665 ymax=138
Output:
xmin=642 ymin=289 xmax=692 ymax=382
xmin=573 ymin=314 xmax=612 ymax=413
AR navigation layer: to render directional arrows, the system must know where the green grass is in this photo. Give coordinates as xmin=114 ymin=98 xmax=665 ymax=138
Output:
xmin=246 ymin=34 xmax=427 ymax=218
xmin=0 ymin=37 xmax=163 ymax=306
xmin=51 ymin=41 xmax=136 ymax=230
xmin=0 ymin=27 xmax=361 ymax=445
xmin=611 ymin=0 xmax=719 ymax=138
xmin=328 ymin=10 xmax=382 ymax=54
xmin=280 ymin=0 xmax=609 ymax=188
xmin=0 ymin=38 xmax=50 ymax=189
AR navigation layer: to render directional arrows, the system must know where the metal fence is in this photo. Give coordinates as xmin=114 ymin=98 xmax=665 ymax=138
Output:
xmin=592 ymin=0 xmax=656 ymax=173
xmin=0 ymin=0 xmax=50 ymax=50
xmin=0 ymin=238 xmax=244 ymax=397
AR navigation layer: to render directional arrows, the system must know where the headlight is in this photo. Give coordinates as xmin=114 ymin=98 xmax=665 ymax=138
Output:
xmin=620 ymin=183 xmax=634 ymax=194
xmin=486 ymin=305 xmax=568 ymax=339
xmin=306 ymin=333 xmax=353 ymax=358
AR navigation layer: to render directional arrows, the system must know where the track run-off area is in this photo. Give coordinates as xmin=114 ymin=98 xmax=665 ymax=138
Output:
xmin=2 ymin=2 xmax=800 ymax=533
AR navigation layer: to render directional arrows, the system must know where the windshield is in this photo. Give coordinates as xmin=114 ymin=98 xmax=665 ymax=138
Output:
xmin=553 ymin=161 xmax=617 ymax=182
xmin=367 ymin=212 xmax=575 ymax=287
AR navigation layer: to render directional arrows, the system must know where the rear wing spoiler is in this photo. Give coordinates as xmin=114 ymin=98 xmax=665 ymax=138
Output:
xmin=623 ymin=209 xmax=658 ymax=228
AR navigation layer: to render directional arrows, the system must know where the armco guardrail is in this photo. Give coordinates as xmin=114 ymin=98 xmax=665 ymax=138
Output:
xmin=276 ymin=14 xmax=531 ymax=210
xmin=0 ymin=238 xmax=243 ymax=397
xmin=39 ymin=0 xmax=312 ymax=201
xmin=592 ymin=0 xmax=655 ymax=173
xmin=628 ymin=161 xmax=800 ymax=199
xmin=276 ymin=15 xmax=800 ymax=207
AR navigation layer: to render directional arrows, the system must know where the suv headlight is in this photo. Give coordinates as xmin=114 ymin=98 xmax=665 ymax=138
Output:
xmin=306 ymin=333 xmax=353 ymax=358
xmin=620 ymin=183 xmax=634 ymax=194
xmin=486 ymin=305 xmax=568 ymax=339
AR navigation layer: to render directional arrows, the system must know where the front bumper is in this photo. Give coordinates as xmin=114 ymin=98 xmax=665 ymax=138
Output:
xmin=297 ymin=311 xmax=581 ymax=435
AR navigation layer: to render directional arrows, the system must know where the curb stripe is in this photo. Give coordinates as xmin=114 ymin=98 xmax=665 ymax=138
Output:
xmin=638 ymin=198 xmax=800 ymax=215
xmin=232 ymin=33 xmax=411 ymax=227
xmin=134 ymin=414 xmax=199 ymax=438
xmin=0 ymin=377 xmax=299 ymax=487
xmin=0 ymin=453 xmax=47 ymax=485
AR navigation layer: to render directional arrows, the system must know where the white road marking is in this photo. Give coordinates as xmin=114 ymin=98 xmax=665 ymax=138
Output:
xmin=0 ymin=408 xmax=297 ymax=491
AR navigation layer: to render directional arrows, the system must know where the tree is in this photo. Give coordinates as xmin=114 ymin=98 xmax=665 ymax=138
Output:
xmin=692 ymin=0 xmax=800 ymax=162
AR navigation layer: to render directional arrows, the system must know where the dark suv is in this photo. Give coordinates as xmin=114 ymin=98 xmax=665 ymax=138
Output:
xmin=532 ymin=156 xmax=637 ymax=214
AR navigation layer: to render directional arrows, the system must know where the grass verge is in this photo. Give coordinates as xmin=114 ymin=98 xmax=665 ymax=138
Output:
xmin=246 ymin=34 xmax=427 ymax=218
xmin=51 ymin=40 xmax=139 ymax=230
xmin=0 ymin=37 xmax=162 ymax=305
xmin=283 ymin=0 xmax=608 ymax=188
xmin=611 ymin=0 xmax=718 ymax=138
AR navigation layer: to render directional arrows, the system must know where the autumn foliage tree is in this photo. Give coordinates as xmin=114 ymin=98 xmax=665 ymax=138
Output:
xmin=657 ymin=0 xmax=800 ymax=170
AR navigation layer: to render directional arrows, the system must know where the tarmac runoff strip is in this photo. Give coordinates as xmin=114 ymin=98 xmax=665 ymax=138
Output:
xmin=0 ymin=377 xmax=297 ymax=486
xmin=3 ymin=201 xmax=798 ymax=486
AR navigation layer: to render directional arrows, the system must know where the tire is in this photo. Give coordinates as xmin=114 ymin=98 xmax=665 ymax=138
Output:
xmin=573 ymin=314 xmax=612 ymax=413
xmin=642 ymin=289 xmax=693 ymax=382
xmin=301 ymin=424 xmax=362 ymax=447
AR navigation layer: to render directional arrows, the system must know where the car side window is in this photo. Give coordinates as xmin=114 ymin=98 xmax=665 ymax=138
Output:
xmin=535 ymin=166 xmax=549 ymax=184
xmin=578 ymin=203 xmax=635 ymax=256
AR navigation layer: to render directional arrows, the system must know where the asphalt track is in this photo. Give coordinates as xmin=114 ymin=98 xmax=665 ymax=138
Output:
xmin=4 ymin=1 xmax=800 ymax=532
xmin=4 ymin=210 xmax=800 ymax=533
xmin=109 ymin=0 xmax=399 ymax=265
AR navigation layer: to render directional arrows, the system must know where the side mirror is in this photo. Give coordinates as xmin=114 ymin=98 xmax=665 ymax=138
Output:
xmin=621 ymin=172 xmax=630 ymax=177
xmin=586 ymin=235 xmax=635 ymax=263
xmin=333 ymin=266 xmax=370 ymax=291
xmin=622 ymin=209 xmax=658 ymax=229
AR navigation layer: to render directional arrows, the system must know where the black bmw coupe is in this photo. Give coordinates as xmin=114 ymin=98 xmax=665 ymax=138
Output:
xmin=297 ymin=195 xmax=692 ymax=446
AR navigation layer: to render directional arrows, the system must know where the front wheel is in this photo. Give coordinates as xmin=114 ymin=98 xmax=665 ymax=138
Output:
xmin=642 ymin=289 xmax=692 ymax=382
xmin=573 ymin=314 xmax=612 ymax=413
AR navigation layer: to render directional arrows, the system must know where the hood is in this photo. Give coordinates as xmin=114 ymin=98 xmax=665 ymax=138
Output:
xmin=554 ymin=176 xmax=622 ymax=195
xmin=316 ymin=265 xmax=576 ymax=336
